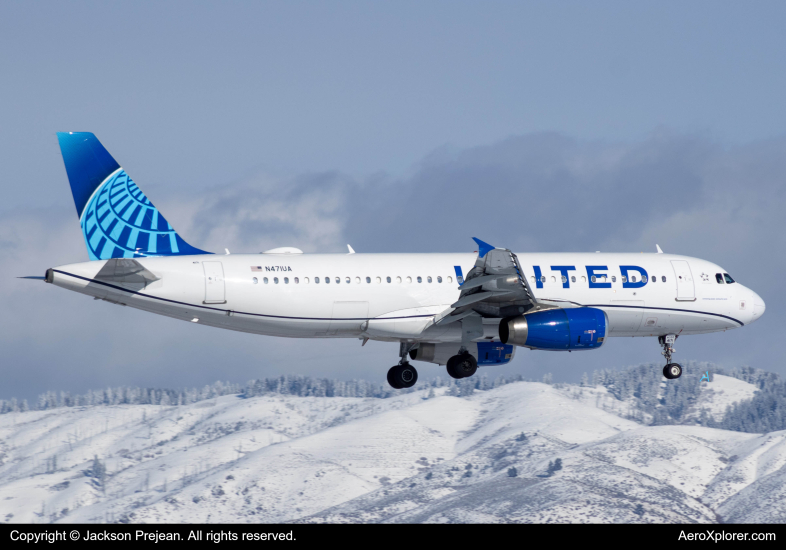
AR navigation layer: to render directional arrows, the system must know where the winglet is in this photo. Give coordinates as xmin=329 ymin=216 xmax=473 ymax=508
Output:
xmin=472 ymin=237 xmax=495 ymax=258
xmin=656 ymin=244 xmax=663 ymax=254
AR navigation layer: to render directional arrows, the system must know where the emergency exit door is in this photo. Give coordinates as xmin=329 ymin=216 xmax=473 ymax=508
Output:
xmin=203 ymin=262 xmax=226 ymax=304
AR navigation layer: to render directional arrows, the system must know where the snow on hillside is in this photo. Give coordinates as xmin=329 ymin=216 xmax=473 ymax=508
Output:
xmin=683 ymin=375 xmax=759 ymax=423
xmin=0 ymin=377 xmax=784 ymax=524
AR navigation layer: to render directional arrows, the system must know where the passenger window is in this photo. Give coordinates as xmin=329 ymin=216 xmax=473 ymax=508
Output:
xmin=253 ymin=277 xmax=258 ymax=284
xmin=661 ymin=276 xmax=666 ymax=282
xmin=621 ymin=276 xmax=627 ymax=283
xmin=294 ymin=277 xmax=299 ymax=284
xmin=376 ymin=277 xmax=381 ymax=283
xmin=397 ymin=277 xmax=402 ymax=283
xmin=335 ymin=277 xmax=340 ymax=284
xmin=651 ymin=276 xmax=655 ymax=283
xmin=591 ymin=276 xmax=597 ymax=283
xmin=304 ymin=277 xmax=309 ymax=284
xmin=284 ymin=277 xmax=289 ymax=284
xmin=448 ymin=276 xmax=453 ymax=283
xmin=386 ymin=276 xmax=391 ymax=283
xmin=611 ymin=276 xmax=616 ymax=283
xmin=581 ymin=276 xmax=587 ymax=282
xmin=274 ymin=277 xmax=279 ymax=284
xmin=315 ymin=277 xmax=320 ymax=284
xmin=631 ymin=276 xmax=637 ymax=283
xmin=724 ymin=273 xmax=735 ymax=284
xmin=571 ymin=276 xmax=576 ymax=283
xmin=366 ymin=277 xmax=371 ymax=283
xmin=325 ymin=277 xmax=330 ymax=284
xmin=551 ymin=276 xmax=556 ymax=283
xmin=417 ymin=276 xmax=422 ymax=283
xmin=427 ymin=276 xmax=432 ymax=283
xmin=540 ymin=276 xmax=546 ymax=283
xmin=437 ymin=276 xmax=442 ymax=283
xmin=345 ymin=277 xmax=351 ymax=284
xmin=531 ymin=276 xmax=536 ymax=283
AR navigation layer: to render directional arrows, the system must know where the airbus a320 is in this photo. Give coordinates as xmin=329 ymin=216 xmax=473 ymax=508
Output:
xmin=27 ymin=133 xmax=766 ymax=388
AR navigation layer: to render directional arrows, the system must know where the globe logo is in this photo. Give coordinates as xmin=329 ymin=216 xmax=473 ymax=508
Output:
xmin=80 ymin=169 xmax=181 ymax=260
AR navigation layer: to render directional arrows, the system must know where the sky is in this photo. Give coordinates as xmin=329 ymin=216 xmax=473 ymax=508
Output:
xmin=2 ymin=1 xmax=785 ymax=402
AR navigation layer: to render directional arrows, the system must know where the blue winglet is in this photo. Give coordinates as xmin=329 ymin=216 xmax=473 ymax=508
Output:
xmin=472 ymin=237 xmax=495 ymax=258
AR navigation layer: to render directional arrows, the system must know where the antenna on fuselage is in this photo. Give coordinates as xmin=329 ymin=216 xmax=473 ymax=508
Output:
xmin=656 ymin=244 xmax=663 ymax=254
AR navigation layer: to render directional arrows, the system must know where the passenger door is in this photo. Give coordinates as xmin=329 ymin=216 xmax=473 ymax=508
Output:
xmin=203 ymin=261 xmax=226 ymax=304
xmin=671 ymin=260 xmax=695 ymax=301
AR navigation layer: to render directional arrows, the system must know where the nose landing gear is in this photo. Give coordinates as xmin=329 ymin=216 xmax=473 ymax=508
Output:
xmin=660 ymin=334 xmax=683 ymax=379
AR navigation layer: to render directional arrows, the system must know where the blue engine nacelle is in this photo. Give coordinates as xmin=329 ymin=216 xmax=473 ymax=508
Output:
xmin=499 ymin=308 xmax=608 ymax=350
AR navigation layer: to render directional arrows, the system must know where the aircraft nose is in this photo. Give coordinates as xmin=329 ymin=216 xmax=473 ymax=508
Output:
xmin=751 ymin=291 xmax=765 ymax=322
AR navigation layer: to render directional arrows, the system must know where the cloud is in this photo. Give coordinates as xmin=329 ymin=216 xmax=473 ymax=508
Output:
xmin=2 ymin=131 xmax=784 ymax=402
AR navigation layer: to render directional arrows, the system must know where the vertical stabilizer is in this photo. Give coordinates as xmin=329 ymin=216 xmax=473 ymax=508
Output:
xmin=56 ymin=132 xmax=210 ymax=260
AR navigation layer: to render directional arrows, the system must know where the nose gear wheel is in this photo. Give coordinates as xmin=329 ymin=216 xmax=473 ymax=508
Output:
xmin=663 ymin=363 xmax=683 ymax=379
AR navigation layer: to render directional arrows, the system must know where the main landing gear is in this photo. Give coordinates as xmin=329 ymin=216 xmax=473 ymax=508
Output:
xmin=446 ymin=350 xmax=477 ymax=380
xmin=387 ymin=363 xmax=418 ymax=389
xmin=387 ymin=343 xmax=418 ymax=389
xmin=660 ymin=334 xmax=683 ymax=380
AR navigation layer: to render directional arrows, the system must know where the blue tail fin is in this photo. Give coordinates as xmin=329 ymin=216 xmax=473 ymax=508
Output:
xmin=57 ymin=132 xmax=211 ymax=260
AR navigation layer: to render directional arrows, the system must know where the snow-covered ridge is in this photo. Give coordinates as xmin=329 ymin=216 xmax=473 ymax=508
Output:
xmin=1 ymin=375 xmax=784 ymax=524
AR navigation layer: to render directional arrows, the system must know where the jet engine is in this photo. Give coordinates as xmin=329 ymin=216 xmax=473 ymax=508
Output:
xmin=499 ymin=308 xmax=608 ymax=351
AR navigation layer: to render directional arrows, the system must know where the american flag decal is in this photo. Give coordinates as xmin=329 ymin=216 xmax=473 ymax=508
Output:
xmin=251 ymin=266 xmax=264 ymax=271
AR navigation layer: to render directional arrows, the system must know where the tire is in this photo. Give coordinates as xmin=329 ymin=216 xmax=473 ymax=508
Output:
xmin=456 ymin=353 xmax=478 ymax=378
xmin=398 ymin=364 xmax=418 ymax=388
xmin=446 ymin=356 xmax=462 ymax=379
xmin=388 ymin=364 xmax=418 ymax=389
xmin=387 ymin=366 xmax=403 ymax=389
xmin=447 ymin=353 xmax=477 ymax=379
xmin=663 ymin=363 xmax=682 ymax=379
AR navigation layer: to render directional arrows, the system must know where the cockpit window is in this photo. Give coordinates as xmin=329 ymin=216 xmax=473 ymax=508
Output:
xmin=724 ymin=273 xmax=735 ymax=284
xmin=716 ymin=273 xmax=724 ymax=284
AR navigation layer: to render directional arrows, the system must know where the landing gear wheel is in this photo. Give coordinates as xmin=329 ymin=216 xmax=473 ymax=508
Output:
xmin=663 ymin=363 xmax=683 ymax=380
xmin=446 ymin=358 xmax=461 ymax=379
xmin=387 ymin=363 xmax=418 ymax=389
xmin=446 ymin=353 xmax=477 ymax=379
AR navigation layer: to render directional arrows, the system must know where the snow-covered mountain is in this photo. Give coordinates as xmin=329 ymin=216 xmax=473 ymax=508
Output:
xmin=1 ymin=375 xmax=784 ymax=524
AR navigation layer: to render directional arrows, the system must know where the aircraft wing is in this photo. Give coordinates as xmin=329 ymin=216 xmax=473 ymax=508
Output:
xmin=436 ymin=238 xmax=554 ymax=327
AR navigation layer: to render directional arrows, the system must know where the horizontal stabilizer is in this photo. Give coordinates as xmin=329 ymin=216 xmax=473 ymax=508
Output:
xmin=94 ymin=258 xmax=160 ymax=291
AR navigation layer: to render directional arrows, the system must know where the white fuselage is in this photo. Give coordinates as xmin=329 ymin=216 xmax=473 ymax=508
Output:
xmin=49 ymin=252 xmax=764 ymax=344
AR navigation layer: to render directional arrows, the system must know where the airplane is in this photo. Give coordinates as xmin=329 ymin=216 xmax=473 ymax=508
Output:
xmin=27 ymin=132 xmax=766 ymax=389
